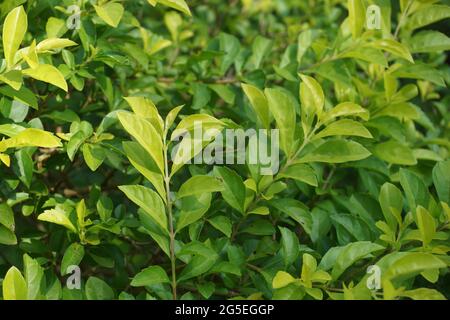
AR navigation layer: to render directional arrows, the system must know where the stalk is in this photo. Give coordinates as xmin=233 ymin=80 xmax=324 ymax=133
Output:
xmin=163 ymin=141 xmax=177 ymax=300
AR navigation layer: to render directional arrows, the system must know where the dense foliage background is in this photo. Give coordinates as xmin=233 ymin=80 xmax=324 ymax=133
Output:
xmin=0 ymin=0 xmax=449 ymax=300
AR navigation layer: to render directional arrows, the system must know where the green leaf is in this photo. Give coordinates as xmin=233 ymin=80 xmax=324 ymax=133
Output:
xmin=94 ymin=3 xmax=124 ymax=28
xmin=67 ymin=131 xmax=88 ymax=161
xmin=265 ymin=88 xmax=296 ymax=156
xmin=177 ymin=175 xmax=223 ymax=198
xmin=118 ymin=111 xmax=164 ymax=174
xmin=379 ymin=183 xmax=403 ymax=232
xmin=432 ymin=160 xmax=450 ymax=203
xmin=0 ymin=203 xmax=15 ymax=231
xmin=278 ymin=163 xmax=318 ymax=187
xmin=299 ymin=74 xmax=325 ymax=124
xmin=416 ymin=206 xmax=436 ymax=246
xmin=409 ymin=31 xmax=450 ymax=53
xmin=14 ymin=148 xmax=33 ymax=188
xmin=320 ymin=102 xmax=369 ymax=123
xmin=339 ymin=47 xmax=387 ymax=66
xmin=124 ymin=97 xmax=164 ymax=134
xmin=279 ymin=226 xmax=300 ymax=266
xmin=157 ymin=0 xmax=191 ymax=16
xmin=399 ymin=168 xmax=429 ymax=213
xmin=272 ymin=271 xmax=297 ymax=289
xmin=208 ymin=216 xmax=232 ymax=237
xmin=178 ymin=243 xmax=218 ymax=282
xmin=36 ymin=38 xmax=77 ymax=52
xmin=0 ymin=128 xmax=61 ymax=152
xmin=2 ymin=266 xmax=27 ymax=300
xmin=119 ymin=185 xmax=167 ymax=232
xmin=209 ymin=84 xmax=235 ymax=104
xmin=248 ymin=206 xmax=270 ymax=215
xmin=368 ymin=39 xmax=414 ymax=63
xmin=385 ymin=253 xmax=446 ymax=280
xmin=2 ymin=6 xmax=27 ymax=69
xmin=332 ymin=241 xmax=384 ymax=279
xmin=405 ymin=5 xmax=450 ymax=31
xmin=23 ymin=254 xmax=44 ymax=300
xmin=213 ymin=166 xmax=246 ymax=214
xmin=122 ymin=141 xmax=165 ymax=200
xmin=165 ymin=105 xmax=184 ymax=134
xmin=85 ymin=277 xmax=114 ymax=300
xmin=131 ymin=266 xmax=170 ymax=287
xmin=37 ymin=207 xmax=76 ymax=233
xmin=176 ymin=193 xmax=211 ymax=232
xmin=61 ymin=243 xmax=85 ymax=276
xmin=0 ymin=70 xmax=23 ymax=90
xmin=82 ymin=143 xmax=105 ymax=171
xmin=270 ymin=199 xmax=312 ymax=235
xmin=374 ymin=141 xmax=417 ymax=165
xmin=314 ymin=119 xmax=373 ymax=139
xmin=96 ymin=195 xmax=113 ymax=222
xmin=401 ymin=288 xmax=446 ymax=300
xmin=0 ymin=225 xmax=17 ymax=245
xmin=242 ymin=83 xmax=271 ymax=129
xmin=348 ymin=0 xmax=364 ymax=39
xmin=246 ymin=36 xmax=273 ymax=70
xmin=0 ymin=85 xmax=38 ymax=109
xmin=297 ymin=139 xmax=371 ymax=164
xmin=22 ymin=64 xmax=68 ymax=92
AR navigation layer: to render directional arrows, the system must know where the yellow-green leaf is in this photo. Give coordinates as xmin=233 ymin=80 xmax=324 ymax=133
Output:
xmin=94 ymin=3 xmax=124 ymax=28
xmin=2 ymin=266 xmax=27 ymax=300
xmin=22 ymin=64 xmax=68 ymax=91
xmin=348 ymin=0 xmax=364 ymax=39
xmin=2 ymin=6 xmax=27 ymax=69
xmin=36 ymin=38 xmax=77 ymax=52
xmin=157 ymin=0 xmax=191 ymax=16
xmin=37 ymin=207 xmax=77 ymax=233
xmin=124 ymin=96 xmax=164 ymax=134
xmin=0 ymin=70 xmax=23 ymax=90
xmin=242 ymin=83 xmax=271 ymax=130
xmin=0 ymin=128 xmax=61 ymax=152
xmin=272 ymin=271 xmax=297 ymax=289
xmin=117 ymin=111 xmax=165 ymax=173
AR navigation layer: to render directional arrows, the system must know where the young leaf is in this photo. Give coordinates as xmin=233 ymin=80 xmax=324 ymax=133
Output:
xmin=348 ymin=0 xmax=364 ymax=39
xmin=2 ymin=266 xmax=27 ymax=300
xmin=416 ymin=206 xmax=436 ymax=246
xmin=242 ymin=83 xmax=271 ymax=129
xmin=119 ymin=185 xmax=167 ymax=232
xmin=23 ymin=254 xmax=44 ymax=300
xmin=2 ymin=6 xmax=27 ymax=69
xmin=94 ymin=3 xmax=124 ymax=28
xmin=117 ymin=111 xmax=164 ymax=173
xmin=314 ymin=119 xmax=373 ymax=139
xmin=157 ymin=0 xmax=191 ymax=16
xmin=22 ymin=64 xmax=68 ymax=92
xmin=37 ymin=208 xmax=76 ymax=233
xmin=299 ymin=74 xmax=325 ymax=122
xmin=265 ymin=88 xmax=296 ymax=156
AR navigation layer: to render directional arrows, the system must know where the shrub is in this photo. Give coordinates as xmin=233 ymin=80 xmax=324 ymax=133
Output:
xmin=0 ymin=0 xmax=449 ymax=300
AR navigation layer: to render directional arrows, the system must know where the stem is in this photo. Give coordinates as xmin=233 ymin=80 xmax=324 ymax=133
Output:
xmin=163 ymin=142 xmax=177 ymax=300
xmin=394 ymin=0 xmax=413 ymax=40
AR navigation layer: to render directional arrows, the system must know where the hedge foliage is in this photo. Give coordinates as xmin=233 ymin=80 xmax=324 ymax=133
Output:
xmin=0 ymin=0 xmax=449 ymax=300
